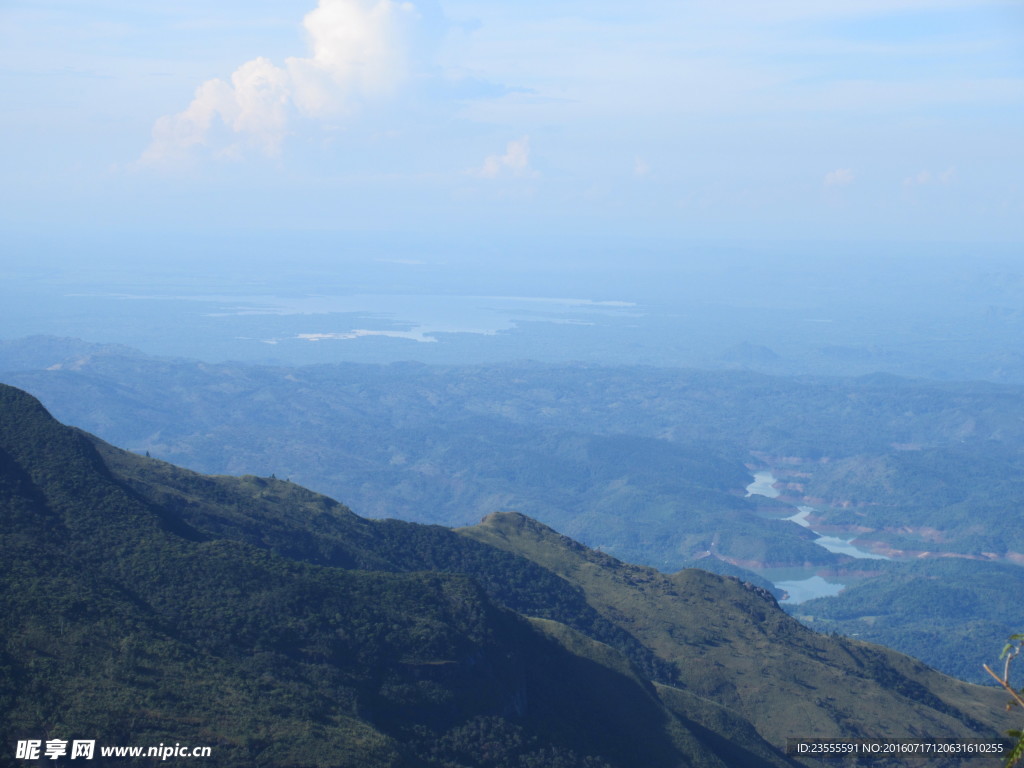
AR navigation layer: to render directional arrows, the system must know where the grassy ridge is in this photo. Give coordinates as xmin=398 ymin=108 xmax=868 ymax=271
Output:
xmin=460 ymin=512 xmax=1014 ymax=749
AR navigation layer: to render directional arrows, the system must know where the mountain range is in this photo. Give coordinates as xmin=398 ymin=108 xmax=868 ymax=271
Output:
xmin=0 ymin=381 xmax=1017 ymax=767
xmin=2 ymin=336 xmax=1024 ymax=685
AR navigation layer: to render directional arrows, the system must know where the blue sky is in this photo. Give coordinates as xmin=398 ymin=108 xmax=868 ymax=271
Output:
xmin=2 ymin=0 xmax=1022 ymax=253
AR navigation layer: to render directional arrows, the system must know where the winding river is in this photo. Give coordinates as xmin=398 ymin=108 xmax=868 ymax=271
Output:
xmin=745 ymin=470 xmax=888 ymax=603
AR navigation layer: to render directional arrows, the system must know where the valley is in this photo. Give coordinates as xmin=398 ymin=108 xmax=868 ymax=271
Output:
xmin=2 ymin=336 xmax=1023 ymax=684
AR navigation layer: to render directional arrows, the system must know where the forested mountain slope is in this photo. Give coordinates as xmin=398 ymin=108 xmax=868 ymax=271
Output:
xmin=0 ymin=382 xmax=1016 ymax=766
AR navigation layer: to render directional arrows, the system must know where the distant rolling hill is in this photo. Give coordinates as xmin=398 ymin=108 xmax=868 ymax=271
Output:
xmin=0 ymin=381 xmax=1017 ymax=767
xmin=3 ymin=335 xmax=1024 ymax=685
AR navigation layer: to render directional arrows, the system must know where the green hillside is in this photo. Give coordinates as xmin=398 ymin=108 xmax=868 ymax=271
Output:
xmin=1 ymin=382 xmax=1018 ymax=766
xmin=5 ymin=338 xmax=1024 ymax=565
xmin=5 ymin=339 xmax=1024 ymax=686
xmin=789 ymin=559 xmax=1024 ymax=684
xmin=0 ymin=383 xmax=754 ymax=767
xmin=459 ymin=512 xmax=1015 ymax=748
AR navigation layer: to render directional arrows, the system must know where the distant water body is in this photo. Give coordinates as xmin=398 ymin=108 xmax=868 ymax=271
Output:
xmin=745 ymin=471 xmax=848 ymax=603
xmin=7 ymin=286 xmax=648 ymax=365
xmin=745 ymin=471 xmax=888 ymax=562
xmin=744 ymin=471 xmax=780 ymax=499
xmin=772 ymin=575 xmax=845 ymax=603
xmin=211 ymin=293 xmax=640 ymax=343
xmin=5 ymin=247 xmax=1024 ymax=380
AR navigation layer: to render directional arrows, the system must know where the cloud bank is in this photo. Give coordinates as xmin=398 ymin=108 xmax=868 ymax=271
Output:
xmin=142 ymin=0 xmax=417 ymax=164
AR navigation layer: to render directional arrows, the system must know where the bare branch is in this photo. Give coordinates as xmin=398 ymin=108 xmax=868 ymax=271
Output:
xmin=984 ymin=663 xmax=1024 ymax=711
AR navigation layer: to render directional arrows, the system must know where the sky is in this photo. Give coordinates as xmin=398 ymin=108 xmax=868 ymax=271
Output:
xmin=2 ymin=0 xmax=1023 ymax=256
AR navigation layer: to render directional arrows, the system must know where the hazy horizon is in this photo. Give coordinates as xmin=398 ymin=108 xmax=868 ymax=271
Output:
xmin=2 ymin=237 xmax=1022 ymax=384
xmin=2 ymin=1 xmax=1022 ymax=377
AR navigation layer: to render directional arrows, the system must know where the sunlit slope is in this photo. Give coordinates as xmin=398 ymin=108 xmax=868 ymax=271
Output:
xmin=460 ymin=512 xmax=1014 ymax=752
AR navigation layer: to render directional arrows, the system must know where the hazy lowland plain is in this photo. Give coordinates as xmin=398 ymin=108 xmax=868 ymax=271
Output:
xmin=3 ymin=242 xmax=1024 ymax=690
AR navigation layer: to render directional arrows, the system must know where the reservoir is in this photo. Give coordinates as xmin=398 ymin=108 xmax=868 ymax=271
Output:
xmin=745 ymin=470 xmax=780 ymax=499
xmin=814 ymin=535 xmax=888 ymax=560
xmin=746 ymin=471 xmax=847 ymax=602
xmin=773 ymin=575 xmax=845 ymax=603
xmin=746 ymin=471 xmax=888 ymax=561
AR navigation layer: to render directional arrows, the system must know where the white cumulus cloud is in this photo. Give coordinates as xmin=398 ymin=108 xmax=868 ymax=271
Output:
xmin=474 ymin=136 xmax=536 ymax=179
xmin=141 ymin=0 xmax=417 ymax=164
